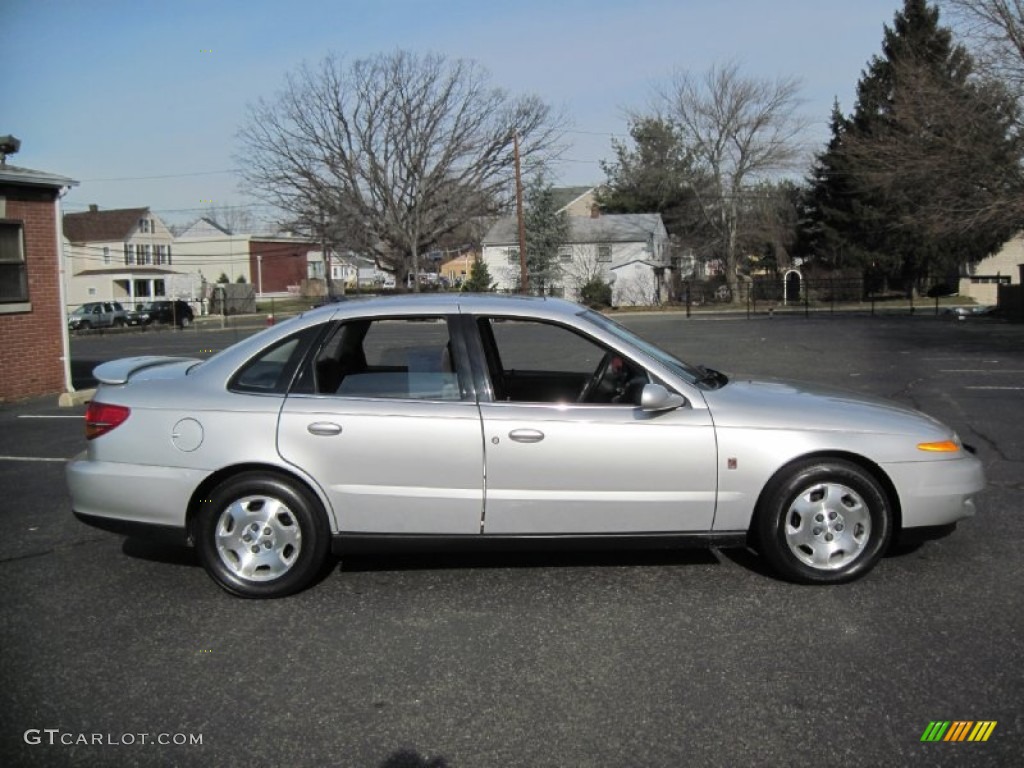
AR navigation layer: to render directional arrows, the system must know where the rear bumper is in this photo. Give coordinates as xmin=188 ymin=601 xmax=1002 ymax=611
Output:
xmin=66 ymin=456 xmax=208 ymax=534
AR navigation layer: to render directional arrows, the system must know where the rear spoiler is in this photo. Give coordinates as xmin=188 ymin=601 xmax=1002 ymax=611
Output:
xmin=92 ymin=356 xmax=202 ymax=385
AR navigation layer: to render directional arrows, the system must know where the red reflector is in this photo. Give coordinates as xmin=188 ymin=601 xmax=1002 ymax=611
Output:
xmin=85 ymin=402 xmax=131 ymax=440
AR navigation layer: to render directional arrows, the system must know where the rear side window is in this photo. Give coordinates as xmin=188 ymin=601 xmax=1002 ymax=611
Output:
xmin=306 ymin=316 xmax=465 ymax=401
xmin=230 ymin=327 xmax=319 ymax=394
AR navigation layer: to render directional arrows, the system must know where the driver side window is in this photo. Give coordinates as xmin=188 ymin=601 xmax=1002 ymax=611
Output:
xmin=480 ymin=317 xmax=648 ymax=405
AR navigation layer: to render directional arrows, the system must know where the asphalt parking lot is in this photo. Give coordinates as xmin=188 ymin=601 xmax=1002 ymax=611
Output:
xmin=1 ymin=312 xmax=1021 ymax=767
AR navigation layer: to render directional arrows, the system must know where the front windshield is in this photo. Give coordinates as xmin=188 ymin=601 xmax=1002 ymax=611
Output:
xmin=71 ymin=306 xmax=88 ymax=316
xmin=579 ymin=309 xmax=712 ymax=387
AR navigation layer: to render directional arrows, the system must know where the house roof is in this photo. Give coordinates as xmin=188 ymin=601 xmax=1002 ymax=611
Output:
xmin=551 ymin=186 xmax=595 ymax=213
xmin=0 ymin=163 xmax=78 ymax=189
xmin=76 ymin=267 xmax=178 ymax=276
xmin=178 ymin=217 xmax=234 ymax=238
xmin=482 ymin=213 xmax=666 ymax=246
xmin=64 ymin=207 xmax=150 ymax=243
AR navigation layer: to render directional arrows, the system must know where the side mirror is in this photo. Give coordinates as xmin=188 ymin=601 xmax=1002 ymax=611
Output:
xmin=640 ymin=383 xmax=686 ymax=412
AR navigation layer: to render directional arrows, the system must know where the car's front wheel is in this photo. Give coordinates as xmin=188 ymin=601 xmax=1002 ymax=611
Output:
xmin=756 ymin=460 xmax=892 ymax=584
xmin=179 ymin=315 xmax=191 ymax=329
xmin=194 ymin=472 xmax=331 ymax=597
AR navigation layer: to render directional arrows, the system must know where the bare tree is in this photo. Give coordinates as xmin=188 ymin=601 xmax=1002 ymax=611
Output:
xmin=943 ymin=0 xmax=1024 ymax=90
xmin=560 ymin=244 xmax=605 ymax=297
xmin=655 ymin=62 xmax=807 ymax=301
xmin=200 ymin=203 xmax=259 ymax=235
xmin=237 ymin=51 xmax=563 ymax=290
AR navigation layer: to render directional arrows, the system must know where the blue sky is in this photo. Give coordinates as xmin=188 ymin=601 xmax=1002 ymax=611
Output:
xmin=3 ymin=0 xmax=906 ymax=227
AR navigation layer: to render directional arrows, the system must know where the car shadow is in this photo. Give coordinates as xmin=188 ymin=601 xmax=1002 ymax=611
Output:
xmin=379 ymin=749 xmax=449 ymax=768
xmin=120 ymin=538 xmax=753 ymax=581
xmin=713 ymin=546 xmax=776 ymax=577
xmin=122 ymin=537 xmax=199 ymax=567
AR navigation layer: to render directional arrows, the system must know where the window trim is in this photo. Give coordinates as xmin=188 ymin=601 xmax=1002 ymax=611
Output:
xmin=0 ymin=219 xmax=29 ymax=305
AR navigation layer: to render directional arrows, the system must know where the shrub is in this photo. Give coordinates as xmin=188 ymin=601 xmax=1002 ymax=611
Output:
xmin=580 ymin=277 xmax=612 ymax=308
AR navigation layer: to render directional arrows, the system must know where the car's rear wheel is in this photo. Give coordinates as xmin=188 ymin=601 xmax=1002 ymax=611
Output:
xmin=195 ymin=472 xmax=330 ymax=597
xmin=756 ymin=460 xmax=892 ymax=584
xmin=113 ymin=318 xmax=126 ymax=328
xmin=179 ymin=315 xmax=191 ymax=328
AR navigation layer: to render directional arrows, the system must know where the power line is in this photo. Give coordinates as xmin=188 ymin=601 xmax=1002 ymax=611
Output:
xmin=78 ymin=169 xmax=240 ymax=182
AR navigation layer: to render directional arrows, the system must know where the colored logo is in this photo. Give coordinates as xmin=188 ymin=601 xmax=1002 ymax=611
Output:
xmin=921 ymin=721 xmax=997 ymax=742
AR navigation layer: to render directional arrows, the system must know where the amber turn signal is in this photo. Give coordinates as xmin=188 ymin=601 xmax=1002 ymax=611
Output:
xmin=916 ymin=440 xmax=960 ymax=453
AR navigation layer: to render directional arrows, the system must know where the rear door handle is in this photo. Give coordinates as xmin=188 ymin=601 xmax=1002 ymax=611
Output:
xmin=307 ymin=422 xmax=342 ymax=436
xmin=508 ymin=429 xmax=544 ymax=443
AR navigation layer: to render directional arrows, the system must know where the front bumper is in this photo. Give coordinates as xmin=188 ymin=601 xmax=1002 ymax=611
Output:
xmin=883 ymin=453 xmax=986 ymax=529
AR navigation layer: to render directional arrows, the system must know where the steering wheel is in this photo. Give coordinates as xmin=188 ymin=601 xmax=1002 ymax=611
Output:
xmin=578 ymin=351 xmax=618 ymax=403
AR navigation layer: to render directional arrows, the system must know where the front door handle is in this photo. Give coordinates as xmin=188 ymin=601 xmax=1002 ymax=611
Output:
xmin=508 ymin=428 xmax=545 ymax=444
xmin=307 ymin=422 xmax=342 ymax=436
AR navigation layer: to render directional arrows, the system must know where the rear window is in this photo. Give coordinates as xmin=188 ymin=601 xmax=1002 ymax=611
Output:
xmin=229 ymin=327 xmax=320 ymax=394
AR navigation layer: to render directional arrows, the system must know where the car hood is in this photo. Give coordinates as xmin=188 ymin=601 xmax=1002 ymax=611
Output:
xmin=701 ymin=377 xmax=951 ymax=438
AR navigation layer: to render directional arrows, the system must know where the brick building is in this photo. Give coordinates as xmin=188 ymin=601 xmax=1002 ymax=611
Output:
xmin=250 ymin=238 xmax=315 ymax=293
xmin=0 ymin=149 xmax=78 ymax=402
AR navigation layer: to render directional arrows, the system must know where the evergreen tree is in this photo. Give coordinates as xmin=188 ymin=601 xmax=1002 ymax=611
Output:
xmin=523 ymin=173 xmax=570 ymax=295
xmin=598 ymin=117 xmax=706 ymax=241
xmin=801 ymin=0 xmax=1024 ymax=293
xmin=461 ymin=257 xmax=495 ymax=292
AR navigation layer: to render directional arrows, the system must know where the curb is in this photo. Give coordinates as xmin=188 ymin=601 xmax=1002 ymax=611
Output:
xmin=58 ymin=389 xmax=95 ymax=408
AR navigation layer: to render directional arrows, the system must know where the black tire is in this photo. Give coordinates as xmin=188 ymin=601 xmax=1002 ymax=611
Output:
xmin=113 ymin=318 xmax=126 ymax=328
xmin=194 ymin=472 xmax=331 ymax=598
xmin=78 ymin=320 xmax=92 ymax=331
xmin=179 ymin=315 xmax=191 ymax=329
xmin=756 ymin=459 xmax=892 ymax=584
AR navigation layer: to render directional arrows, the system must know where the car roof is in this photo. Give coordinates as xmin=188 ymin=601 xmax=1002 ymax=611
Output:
xmin=311 ymin=292 xmax=583 ymax=320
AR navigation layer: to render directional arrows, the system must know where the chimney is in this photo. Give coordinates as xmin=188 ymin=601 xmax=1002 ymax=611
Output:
xmin=590 ymin=203 xmax=600 ymax=219
xmin=89 ymin=204 xmax=99 ymax=212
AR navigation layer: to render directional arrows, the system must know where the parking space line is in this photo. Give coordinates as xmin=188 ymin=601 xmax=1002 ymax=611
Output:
xmin=0 ymin=455 xmax=68 ymax=462
xmin=17 ymin=415 xmax=82 ymax=419
xmin=940 ymin=369 xmax=1024 ymax=374
xmin=964 ymin=386 xmax=1024 ymax=391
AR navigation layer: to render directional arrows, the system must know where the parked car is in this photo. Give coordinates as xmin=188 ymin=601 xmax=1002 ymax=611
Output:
xmin=945 ymin=305 xmax=997 ymax=320
xmin=67 ymin=301 xmax=129 ymax=331
xmin=67 ymin=295 xmax=985 ymax=597
xmin=131 ymin=299 xmax=194 ymax=327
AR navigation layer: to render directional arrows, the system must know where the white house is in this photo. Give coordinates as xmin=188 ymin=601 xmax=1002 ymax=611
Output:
xmin=307 ymin=250 xmax=393 ymax=288
xmin=480 ymin=211 xmax=671 ymax=306
xmin=63 ymin=206 xmax=180 ymax=308
xmin=960 ymin=234 xmax=1024 ymax=305
xmin=173 ymin=218 xmax=253 ymax=286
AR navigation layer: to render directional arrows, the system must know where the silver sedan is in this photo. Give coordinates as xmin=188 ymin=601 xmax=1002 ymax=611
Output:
xmin=67 ymin=294 xmax=985 ymax=597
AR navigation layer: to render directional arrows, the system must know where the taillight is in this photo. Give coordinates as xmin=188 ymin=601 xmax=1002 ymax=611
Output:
xmin=85 ymin=402 xmax=131 ymax=440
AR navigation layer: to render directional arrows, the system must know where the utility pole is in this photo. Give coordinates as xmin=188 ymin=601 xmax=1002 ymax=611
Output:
xmin=514 ymin=132 xmax=529 ymax=294
xmin=321 ymin=212 xmax=335 ymax=301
